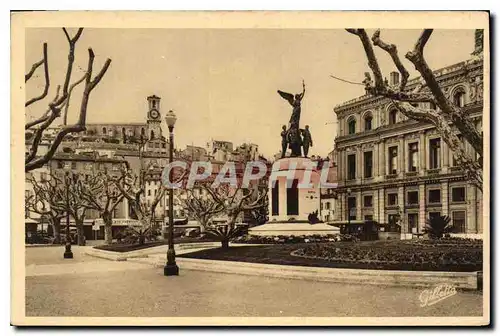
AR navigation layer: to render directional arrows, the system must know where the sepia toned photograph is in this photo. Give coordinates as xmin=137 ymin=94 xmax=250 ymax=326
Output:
xmin=11 ymin=11 xmax=489 ymax=326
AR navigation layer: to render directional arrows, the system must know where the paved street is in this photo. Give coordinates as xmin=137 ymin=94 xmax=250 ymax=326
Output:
xmin=26 ymin=245 xmax=97 ymax=266
xmin=25 ymin=246 xmax=483 ymax=317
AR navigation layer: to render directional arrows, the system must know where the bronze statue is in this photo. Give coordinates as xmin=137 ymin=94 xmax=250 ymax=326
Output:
xmin=277 ymin=80 xmax=306 ymax=157
xmin=280 ymin=125 xmax=288 ymax=158
xmin=301 ymin=125 xmax=313 ymax=157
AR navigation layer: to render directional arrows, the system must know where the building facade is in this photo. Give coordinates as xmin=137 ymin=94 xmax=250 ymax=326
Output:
xmin=332 ymin=35 xmax=484 ymax=238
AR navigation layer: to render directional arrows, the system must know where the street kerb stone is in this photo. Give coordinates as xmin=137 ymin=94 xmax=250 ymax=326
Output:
xmin=85 ymin=242 xmax=222 ymax=261
xmin=129 ymin=256 xmax=479 ymax=290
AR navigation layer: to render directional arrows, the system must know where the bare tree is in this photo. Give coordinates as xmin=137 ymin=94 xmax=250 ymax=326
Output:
xmin=345 ymin=29 xmax=483 ymax=190
xmin=201 ymin=183 xmax=268 ymax=249
xmin=40 ymin=172 xmax=94 ymax=245
xmin=114 ymin=169 xmax=167 ymax=245
xmin=177 ymin=182 xmax=226 ymax=232
xmin=25 ymin=176 xmax=65 ymax=244
xmin=79 ymin=170 xmax=125 ymax=244
xmin=25 ymin=28 xmax=112 ymax=172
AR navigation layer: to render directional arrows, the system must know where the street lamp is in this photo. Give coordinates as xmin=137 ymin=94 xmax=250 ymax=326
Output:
xmin=63 ymin=171 xmax=73 ymax=259
xmin=346 ymin=187 xmax=352 ymax=226
xmin=164 ymin=110 xmax=179 ymax=276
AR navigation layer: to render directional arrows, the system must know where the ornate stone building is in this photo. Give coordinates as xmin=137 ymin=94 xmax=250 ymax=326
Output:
xmin=332 ymin=33 xmax=484 ymax=238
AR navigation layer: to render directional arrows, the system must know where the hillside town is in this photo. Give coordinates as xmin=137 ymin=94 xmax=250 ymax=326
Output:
xmin=19 ymin=22 xmax=486 ymax=322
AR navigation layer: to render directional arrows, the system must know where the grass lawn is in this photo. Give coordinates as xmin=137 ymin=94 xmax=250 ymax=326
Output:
xmin=181 ymin=239 xmax=483 ymax=272
xmin=95 ymin=237 xmax=218 ymax=253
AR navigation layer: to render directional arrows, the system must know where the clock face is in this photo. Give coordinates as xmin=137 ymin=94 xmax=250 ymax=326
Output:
xmin=150 ymin=109 xmax=160 ymax=120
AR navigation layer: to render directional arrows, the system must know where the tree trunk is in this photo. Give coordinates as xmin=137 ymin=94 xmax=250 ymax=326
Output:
xmin=103 ymin=212 xmax=113 ymax=244
xmin=51 ymin=217 xmax=61 ymax=244
xmin=221 ymin=238 xmax=229 ymax=249
xmin=138 ymin=234 xmax=145 ymax=246
xmin=75 ymin=219 xmax=86 ymax=246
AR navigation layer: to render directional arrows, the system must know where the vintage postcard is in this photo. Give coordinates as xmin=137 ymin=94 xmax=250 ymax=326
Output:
xmin=11 ymin=11 xmax=490 ymax=326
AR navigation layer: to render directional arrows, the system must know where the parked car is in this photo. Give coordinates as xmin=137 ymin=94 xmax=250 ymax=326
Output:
xmin=25 ymin=231 xmax=52 ymax=244
xmin=183 ymin=228 xmax=200 ymax=238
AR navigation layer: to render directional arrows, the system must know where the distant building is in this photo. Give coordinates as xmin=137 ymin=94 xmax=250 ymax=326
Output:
xmin=49 ymin=152 xmax=130 ymax=231
xmin=25 ymin=164 xmax=51 ymax=234
xmin=207 ymin=140 xmax=261 ymax=163
xmin=319 ymin=157 xmax=338 ymax=223
xmin=179 ymin=145 xmax=209 ymax=161
xmin=84 ymin=95 xmax=166 ymax=148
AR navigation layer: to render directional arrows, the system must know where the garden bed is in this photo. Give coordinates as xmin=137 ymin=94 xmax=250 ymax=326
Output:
xmin=181 ymin=238 xmax=482 ymax=272
xmin=95 ymin=237 xmax=218 ymax=253
xmin=232 ymin=233 xmax=358 ymax=244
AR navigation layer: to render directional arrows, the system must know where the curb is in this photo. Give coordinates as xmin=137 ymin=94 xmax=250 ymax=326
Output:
xmin=132 ymin=256 xmax=480 ymax=290
xmin=85 ymin=242 xmax=221 ymax=261
xmin=25 ymin=244 xmax=66 ymax=248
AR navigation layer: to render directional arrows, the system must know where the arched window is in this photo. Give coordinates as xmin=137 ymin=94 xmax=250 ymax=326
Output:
xmin=364 ymin=114 xmax=373 ymax=131
xmin=347 ymin=117 xmax=356 ymax=135
xmin=453 ymin=89 xmax=466 ymax=107
xmin=102 ymin=127 xmax=107 ymax=135
xmin=389 ymin=109 xmax=398 ymax=125
xmin=150 ymin=130 xmax=155 ymax=140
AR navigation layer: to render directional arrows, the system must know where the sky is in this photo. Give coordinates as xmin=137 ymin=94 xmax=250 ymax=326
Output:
xmin=25 ymin=28 xmax=476 ymax=158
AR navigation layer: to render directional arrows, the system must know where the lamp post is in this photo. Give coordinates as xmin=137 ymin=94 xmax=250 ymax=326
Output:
xmin=164 ymin=110 xmax=179 ymax=276
xmin=63 ymin=171 xmax=73 ymax=259
xmin=346 ymin=187 xmax=352 ymax=226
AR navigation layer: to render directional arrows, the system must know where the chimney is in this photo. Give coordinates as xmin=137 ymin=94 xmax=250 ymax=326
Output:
xmin=472 ymin=29 xmax=483 ymax=56
xmin=389 ymin=71 xmax=400 ymax=87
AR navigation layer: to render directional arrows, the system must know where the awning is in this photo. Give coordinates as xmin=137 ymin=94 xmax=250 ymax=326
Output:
xmin=327 ymin=220 xmax=380 ymax=226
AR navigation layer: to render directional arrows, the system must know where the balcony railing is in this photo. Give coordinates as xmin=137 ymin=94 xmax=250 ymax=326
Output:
xmin=426 ymin=168 xmax=441 ymax=175
xmin=450 ymin=166 xmax=464 ymax=172
xmin=405 ymin=203 xmax=419 ymax=209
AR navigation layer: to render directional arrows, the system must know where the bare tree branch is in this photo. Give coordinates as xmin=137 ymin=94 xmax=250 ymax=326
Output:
xmin=62 ymin=73 xmax=87 ymax=126
xmin=25 ymin=58 xmax=44 ymax=83
xmin=25 ymin=28 xmax=112 ymax=172
xmin=25 ymin=43 xmax=49 ymax=107
xmin=392 ymin=101 xmax=482 ymax=189
xmin=404 ymin=29 xmax=483 ymax=157
xmin=25 ymin=85 xmax=61 ymax=130
xmin=346 ymin=28 xmax=384 ymax=89
xmin=346 ymin=28 xmax=484 ymax=191
xmin=371 ymin=29 xmax=410 ymax=91
xmin=26 ymin=47 xmax=112 ymax=172
xmin=414 ymin=29 xmax=433 ymax=54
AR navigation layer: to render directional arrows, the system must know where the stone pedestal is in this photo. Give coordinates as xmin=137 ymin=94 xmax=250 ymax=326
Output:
xmin=268 ymin=157 xmax=321 ymax=222
xmin=249 ymin=157 xmax=337 ymax=236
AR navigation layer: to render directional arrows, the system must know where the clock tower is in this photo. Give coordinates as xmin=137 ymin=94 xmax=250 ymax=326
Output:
xmin=147 ymin=95 xmax=162 ymax=140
